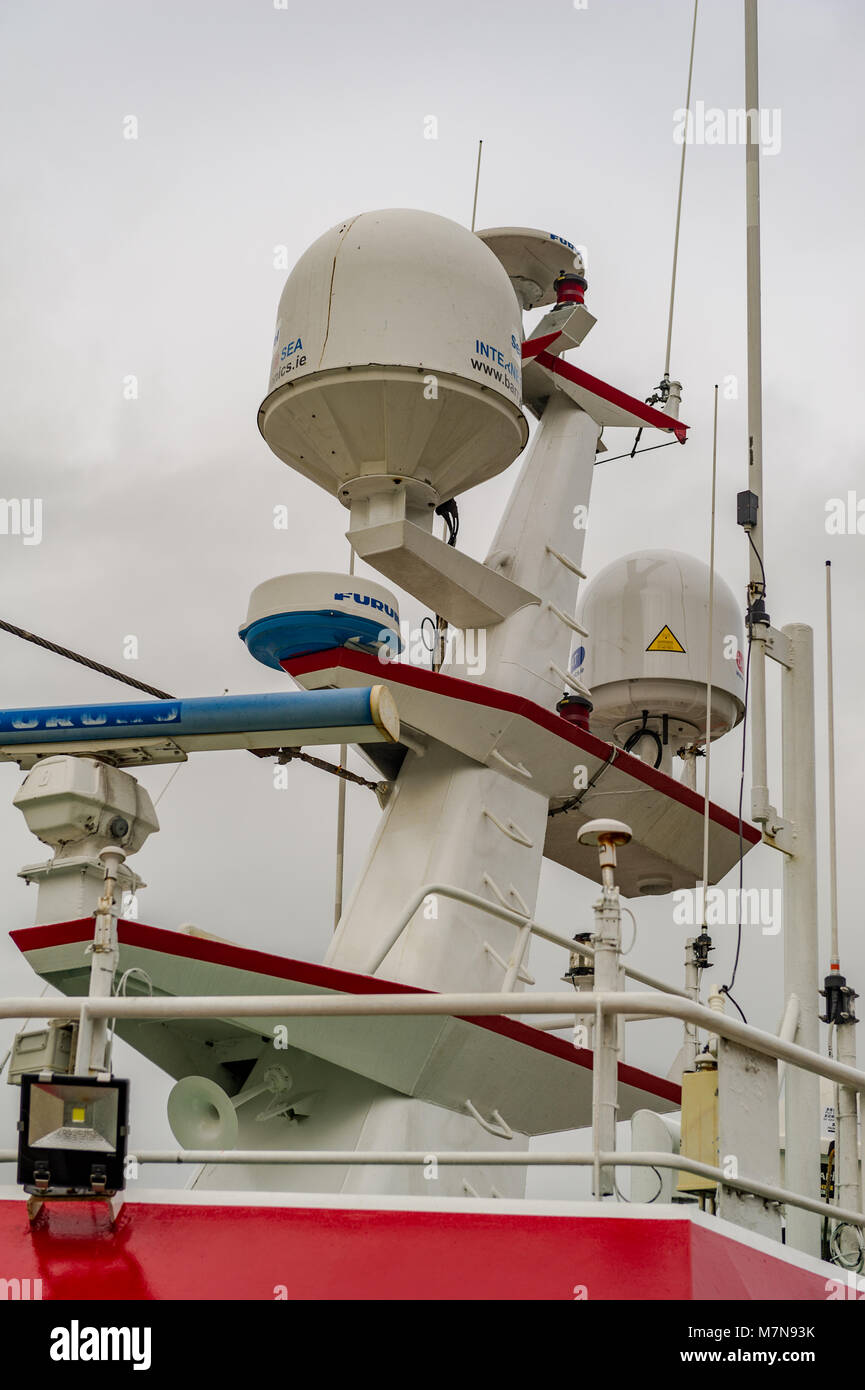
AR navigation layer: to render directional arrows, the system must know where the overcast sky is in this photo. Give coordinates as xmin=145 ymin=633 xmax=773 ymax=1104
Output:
xmin=1 ymin=0 xmax=863 ymax=1196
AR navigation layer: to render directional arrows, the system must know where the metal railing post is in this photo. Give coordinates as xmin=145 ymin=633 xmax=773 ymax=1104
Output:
xmin=580 ymin=820 xmax=631 ymax=1199
xmin=73 ymin=846 xmax=125 ymax=1075
xmin=781 ymin=624 xmax=821 ymax=1257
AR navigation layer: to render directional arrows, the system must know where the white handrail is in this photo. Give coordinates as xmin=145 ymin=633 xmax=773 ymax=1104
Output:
xmin=360 ymin=880 xmax=690 ymax=997
xmin=4 ymin=990 xmax=865 ymax=1092
xmin=0 ymin=1146 xmax=858 ymax=1230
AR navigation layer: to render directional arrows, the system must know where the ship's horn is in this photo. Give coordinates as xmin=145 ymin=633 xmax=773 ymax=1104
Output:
xmin=167 ymin=1075 xmax=239 ymax=1150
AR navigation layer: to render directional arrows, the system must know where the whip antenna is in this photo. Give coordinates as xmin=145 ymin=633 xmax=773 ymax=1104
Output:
xmin=700 ymin=384 xmax=720 ymax=912
xmin=664 ymin=0 xmax=699 ymax=378
xmin=470 ymin=139 xmax=483 ymax=232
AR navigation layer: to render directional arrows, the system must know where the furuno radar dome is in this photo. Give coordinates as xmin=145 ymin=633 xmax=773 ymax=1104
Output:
xmin=474 ymin=226 xmax=584 ymax=309
xmin=239 ymin=573 xmax=401 ymax=670
xmin=573 ymin=550 xmax=745 ymax=751
xmin=258 ymin=209 xmax=529 ymax=505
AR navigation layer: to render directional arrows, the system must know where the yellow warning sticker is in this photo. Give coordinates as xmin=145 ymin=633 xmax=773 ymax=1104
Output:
xmin=647 ymin=626 xmax=686 ymax=653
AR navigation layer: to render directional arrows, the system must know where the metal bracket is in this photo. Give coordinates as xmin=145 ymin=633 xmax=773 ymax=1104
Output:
xmin=481 ymin=807 xmax=535 ymax=847
xmin=763 ymin=626 xmax=793 ymax=670
xmin=483 ymin=940 xmax=535 ymax=986
xmin=760 ymin=808 xmax=796 ymax=856
xmin=27 ymin=1191 xmax=124 ymax=1226
xmin=464 ymin=1099 xmax=514 ymax=1141
xmin=488 ymin=748 xmax=533 ymax=779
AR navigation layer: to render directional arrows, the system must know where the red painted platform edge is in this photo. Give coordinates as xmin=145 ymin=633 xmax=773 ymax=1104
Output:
xmin=9 ymin=918 xmax=681 ymax=1105
xmin=0 ymin=1199 xmax=837 ymax=1301
xmin=282 ymin=648 xmax=760 ymax=846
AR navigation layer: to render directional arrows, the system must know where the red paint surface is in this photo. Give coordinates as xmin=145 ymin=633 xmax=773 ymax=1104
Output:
xmin=0 ymin=1200 xmax=832 ymax=1300
xmin=282 ymin=648 xmax=760 ymax=846
xmin=10 ymin=919 xmax=681 ymax=1107
xmin=520 ymin=330 xmax=563 ymax=360
xmin=534 ymin=350 xmax=690 ymax=442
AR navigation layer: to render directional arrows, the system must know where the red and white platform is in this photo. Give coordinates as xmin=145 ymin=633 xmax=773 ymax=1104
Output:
xmin=0 ymin=1189 xmax=844 ymax=1300
xmin=11 ymin=919 xmax=680 ymax=1134
xmin=283 ymin=649 xmax=761 ymax=898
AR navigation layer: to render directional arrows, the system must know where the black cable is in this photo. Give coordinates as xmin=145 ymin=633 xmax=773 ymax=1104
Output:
xmin=746 ymin=529 xmax=767 ymax=594
xmin=719 ymin=986 xmax=748 ymax=1024
xmin=419 ymin=616 xmax=437 ymax=656
xmin=623 ymin=711 xmax=664 ymax=769
xmin=0 ymin=617 xmax=174 ymax=700
xmin=722 ymin=629 xmax=753 ymax=1002
xmin=431 ymin=499 xmax=459 ymax=672
xmin=435 ymin=498 xmax=459 ymax=546
xmin=594 ymin=439 xmax=680 ymax=467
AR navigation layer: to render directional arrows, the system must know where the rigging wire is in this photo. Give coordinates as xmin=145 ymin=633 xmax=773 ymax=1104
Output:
xmin=276 ymin=747 xmax=379 ymax=791
xmin=0 ymin=618 xmax=174 ymax=700
xmin=0 ymin=614 xmax=382 ymax=794
xmin=595 ymin=438 xmax=679 ymax=467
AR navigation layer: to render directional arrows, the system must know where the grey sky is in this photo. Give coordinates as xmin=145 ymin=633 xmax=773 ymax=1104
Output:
xmin=1 ymin=0 xmax=863 ymax=1195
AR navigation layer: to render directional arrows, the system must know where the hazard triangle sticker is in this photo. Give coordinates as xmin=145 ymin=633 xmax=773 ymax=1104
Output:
xmin=647 ymin=625 xmax=686 ymax=653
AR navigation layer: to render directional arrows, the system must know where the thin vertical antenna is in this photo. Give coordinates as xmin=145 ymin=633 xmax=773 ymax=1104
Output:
xmin=825 ymin=560 xmax=840 ymax=971
xmin=744 ymin=0 xmax=770 ymax=823
xmin=664 ymin=0 xmax=699 ymax=378
xmin=470 ymin=139 xmax=483 ymax=232
xmin=700 ymin=384 xmax=719 ymax=915
xmin=334 ymin=544 xmax=356 ymax=930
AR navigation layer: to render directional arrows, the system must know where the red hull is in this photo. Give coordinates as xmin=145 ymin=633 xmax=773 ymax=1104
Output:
xmin=0 ymin=1195 xmax=843 ymax=1301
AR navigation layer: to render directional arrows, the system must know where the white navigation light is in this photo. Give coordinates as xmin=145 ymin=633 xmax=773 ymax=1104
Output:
xmin=258 ymin=209 xmax=529 ymax=505
xmin=574 ymin=550 xmax=746 ymax=749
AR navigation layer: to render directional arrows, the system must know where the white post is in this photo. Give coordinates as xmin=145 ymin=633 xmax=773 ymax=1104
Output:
xmin=824 ymin=560 xmax=861 ymax=1228
xmin=74 ymin=846 xmax=125 ymax=1076
xmin=836 ymin=1024 xmax=861 ymax=1225
xmin=781 ymin=624 xmax=821 ymax=1255
xmin=591 ymin=892 xmax=620 ymax=1199
xmin=580 ymin=821 xmax=632 ymax=1199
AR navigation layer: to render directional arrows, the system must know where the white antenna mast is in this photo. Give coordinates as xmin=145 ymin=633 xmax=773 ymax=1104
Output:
xmin=744 ymin=0 xmax=770 ymax=825
xmin=825 ymin=560 xmax=840 ymax=973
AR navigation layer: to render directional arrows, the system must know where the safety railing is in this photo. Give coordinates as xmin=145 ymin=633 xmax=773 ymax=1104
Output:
xmin=364 ymin=880 xmax=690 ymax=998
xmin=2 ymin=987 xmax=864 ymax=1235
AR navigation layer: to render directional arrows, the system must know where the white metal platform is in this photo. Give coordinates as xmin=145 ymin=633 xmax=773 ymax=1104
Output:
xmin=10 ymin=919 xmax=681 ymax=1136
xmin=283 ymin=648 xmax=761 ymax=898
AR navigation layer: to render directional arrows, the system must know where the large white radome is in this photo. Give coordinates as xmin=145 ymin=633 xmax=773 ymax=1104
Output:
xmin=258 ymin=208 xmax=529 ymax=503
xmin=575 ymin=549 xmax=746 ymax=746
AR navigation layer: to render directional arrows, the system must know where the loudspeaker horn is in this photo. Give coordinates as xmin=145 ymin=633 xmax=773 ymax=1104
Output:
xmin=167 ymin=1075 xmax=239 ymax=1150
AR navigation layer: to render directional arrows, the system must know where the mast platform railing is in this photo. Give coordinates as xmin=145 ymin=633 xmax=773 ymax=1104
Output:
xmin=365 ymin=880 xmax=691 ymax=999
xmin=1 ymin=987 xmax=863 ymax=1237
